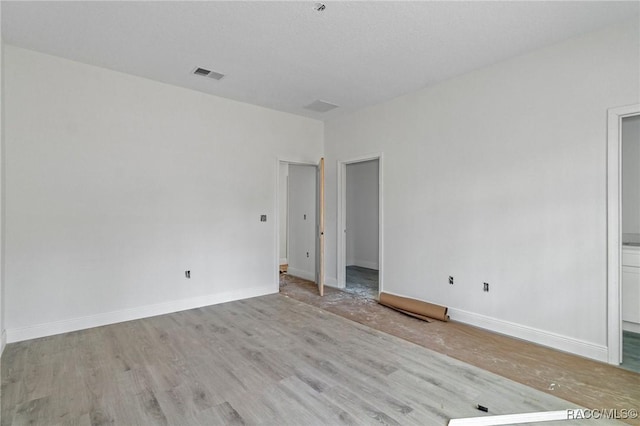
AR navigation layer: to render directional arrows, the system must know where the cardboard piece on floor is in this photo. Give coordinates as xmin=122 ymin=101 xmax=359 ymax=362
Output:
xmin=378 ymin=292 xmax=449 ymax=322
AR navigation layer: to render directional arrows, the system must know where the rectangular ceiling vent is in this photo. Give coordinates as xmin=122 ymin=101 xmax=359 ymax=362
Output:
xmin=192 ymin=67 xmax=225 ymax=81
xmin=304 ymin=100 xmax=339 ymax=113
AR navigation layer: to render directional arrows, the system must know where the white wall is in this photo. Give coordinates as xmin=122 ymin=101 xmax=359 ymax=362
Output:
xmin=4 ymin=46 xmax=323 ymax=341
xmin=279 ymin=162 xmax=288 ymax=264
xmin=346 ymin=160 xmax=379 ymax=270
xmin=324 ymin=21 xmax=639 ymax=361
xmin=622 ymin=115 xmax=640 ymax=243
xmin=0 ymin=4 xmax=5 ymax=354
xmin=287 ymin=164 xmax=316 ymax=281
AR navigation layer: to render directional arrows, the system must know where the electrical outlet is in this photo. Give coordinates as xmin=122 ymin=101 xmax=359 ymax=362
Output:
xmin=306 ymin=252 xmax=309 ymax=258
xmin=483 ymin=282 xmax=489 ymax=292
xmin=449 ymin=276 xmax=454 ymax=285
xmin=185 ymin=270 xmax=191 ymax=279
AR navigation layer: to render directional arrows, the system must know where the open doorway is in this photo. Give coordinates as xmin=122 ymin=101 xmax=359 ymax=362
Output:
xmin=287 ymin=163 xmax=317 ymax=282
xmin=620 ymin=114 xmax=640 ymax=373
xmin=607 ymin=104 xmax=640 ymax=370
xmin=338 ymin=155 xmax=383 ymax=300
xmin=277 ymin=159 xmax=325 ymax=296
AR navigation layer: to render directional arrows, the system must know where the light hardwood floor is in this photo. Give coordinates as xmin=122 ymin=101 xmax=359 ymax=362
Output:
xmin=1 ymin=294 xmax=623 ymax=425
xmin=280 ymin=274 xmax=640 ymax=424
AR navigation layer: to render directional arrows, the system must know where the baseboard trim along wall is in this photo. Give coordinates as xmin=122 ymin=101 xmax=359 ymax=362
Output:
xmin=348 ymin=260 xmax=379 ymax=270
xmin=6 ymin=285 xmax=275 ymax=343
xmin=284 ymin=270 xmax=341 ymax=289
xmin=286 ymin=267 xmax=315 ymax=282
xmin=1 ymin=329 xmax=6 ymax=355
xmin=623 ymin=321 xmax=640 ymax=334
xmin=449 ymin=308 xmax=608 ymax=362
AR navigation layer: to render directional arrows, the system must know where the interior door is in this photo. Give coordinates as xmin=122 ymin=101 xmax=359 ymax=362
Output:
xmin=316 ymin=158 xmax=325 ymax=296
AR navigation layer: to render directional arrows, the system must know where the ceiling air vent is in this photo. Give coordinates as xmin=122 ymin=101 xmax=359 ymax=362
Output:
xmin=192 ymin=67 xmax=225 ymax=81
xmin=304 ymin=100 xmax=339 ymax=113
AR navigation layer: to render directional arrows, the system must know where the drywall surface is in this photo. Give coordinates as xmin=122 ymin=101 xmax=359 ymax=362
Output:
xmin=287 ymin=164 xmax=316 ymax=281
xmin=622 ymin=115 xmax=640 ymax=243
xmin=346 ymin=160 xmax=379 ymax=269
xmin=4 ymin=46 xmax=323 ymax=339
xmin=279 ymin=162 xmax=288 ymax=263
xmin=324 ymin=21 xmax=639 ymax=360
xmin=0 ymin=9 xmax=5 ymax=354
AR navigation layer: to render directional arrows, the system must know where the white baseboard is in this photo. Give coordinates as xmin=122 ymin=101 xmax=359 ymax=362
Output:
xmin=1 ymin=329 xmax=6 ymax=356
xmin=449 ymin=308 xmax=608 ymax=363
xmin=286 ymin=267 xmax=315 ymax=282
xmin=279 ymin=258 xmax=288 ymax=265
xmin=349 ymin=260 xmax=379 ymax=270
xmin=6 ymin=285 xmax=275 ymax=343
xmin=623 ymin=321 xmax=640 ymax=334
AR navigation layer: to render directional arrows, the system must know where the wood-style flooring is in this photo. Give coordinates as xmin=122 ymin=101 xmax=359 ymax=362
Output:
xmin=280 ymin=274 xmax=640 ymax=425
xmin=1 ymin=294 xmax=624 ymax=426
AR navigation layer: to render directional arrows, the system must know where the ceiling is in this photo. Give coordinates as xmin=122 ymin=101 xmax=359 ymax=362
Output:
xmin=2 ymin=1 xmax=638 ymax=120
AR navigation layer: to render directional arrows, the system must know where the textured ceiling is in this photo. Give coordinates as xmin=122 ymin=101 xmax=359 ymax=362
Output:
xmin=2 ymin=1 xmax=638 ymax=120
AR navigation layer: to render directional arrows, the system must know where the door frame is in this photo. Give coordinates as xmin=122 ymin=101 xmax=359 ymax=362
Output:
xmin=607 ymin=104 xmax=640 ymax=365
xmin=337 ymin=153 xmax=384 ymax=293
xmin=275 ymin=158 xmax=321 ymax=292
xmin=317 ymin=158 xmax=325 ymax=296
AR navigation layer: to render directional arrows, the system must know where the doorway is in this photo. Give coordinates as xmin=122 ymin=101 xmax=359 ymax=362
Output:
xmin=338 ymin=155 xmax=383 ymax=299
xmin=620 ymin=115 xmax=640 ymax=372
xmin=276 ymin=159 xmax=325 ymax=296
xmin=287 ymin=163 xmax=317 ymax=281
xmin=607 ymin=104 xmax=640 ymax=368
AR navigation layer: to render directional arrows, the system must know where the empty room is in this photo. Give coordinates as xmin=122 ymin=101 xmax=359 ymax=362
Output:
xmin=0 ymin=1 xmax=639 ymax=425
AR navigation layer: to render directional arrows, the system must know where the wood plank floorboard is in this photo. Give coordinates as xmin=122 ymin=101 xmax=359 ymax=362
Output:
xmin=1 ymin=294 xmax=628 ymax=425
xmin=622 ymin=331 xmax=640 ymax=373
xmin=280 ymin=274 xmax=640 ymax=425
